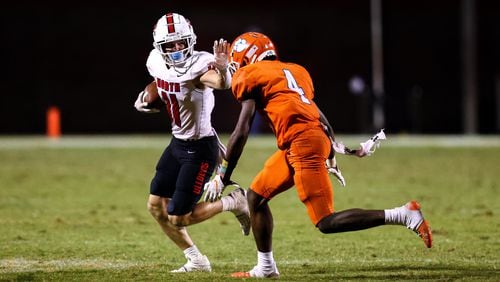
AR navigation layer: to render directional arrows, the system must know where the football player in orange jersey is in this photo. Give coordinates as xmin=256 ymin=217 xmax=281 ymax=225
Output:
xmin=204 ymin=32 xmax=432 ymax=278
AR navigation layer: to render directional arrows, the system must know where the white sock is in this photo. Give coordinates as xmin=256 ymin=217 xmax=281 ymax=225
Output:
xmin=221 ymin=195 xmax=234 ymax=211
xmin=384 ymin=206 xmax=405 ymax=225
xmin=183 ymin=245 xmax=202 ymax=259
xmin=256 ymin=251 xmax=276 ymax=273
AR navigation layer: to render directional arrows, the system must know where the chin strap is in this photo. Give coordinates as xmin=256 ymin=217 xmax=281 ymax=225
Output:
xmin=166 ymin=54 xmax=196 ymax=76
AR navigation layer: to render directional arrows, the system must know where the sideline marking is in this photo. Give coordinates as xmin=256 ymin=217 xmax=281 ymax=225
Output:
xmin=0 ymin=135 xmax=499 ymax=149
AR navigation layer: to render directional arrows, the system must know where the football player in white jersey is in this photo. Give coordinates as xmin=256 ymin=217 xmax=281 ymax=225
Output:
xmin=134 ymin=12 xmax=250 ymax=273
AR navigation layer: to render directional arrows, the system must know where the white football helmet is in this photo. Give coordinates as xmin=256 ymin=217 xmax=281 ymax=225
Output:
xmin=152 ymin=13 xmax=197 ymax=66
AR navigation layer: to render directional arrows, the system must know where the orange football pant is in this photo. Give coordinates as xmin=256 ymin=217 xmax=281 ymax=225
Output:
xmin=250 ymin=128 xmax=334 ymax=225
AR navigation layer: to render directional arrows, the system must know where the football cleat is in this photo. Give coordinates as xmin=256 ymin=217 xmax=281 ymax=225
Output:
xmin=231 ymin=265 xmax=280 ymax=278
xmin=226 ymin=188 xmax=251 ymax=236
xmin=170 ymin=254 xmax=211 ymax=273
xmin=405 ymin=201 xmax=433 ymax=248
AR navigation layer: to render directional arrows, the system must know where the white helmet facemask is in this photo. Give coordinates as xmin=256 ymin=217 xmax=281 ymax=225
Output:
xmin=152 ymin=13 xmax=197 ymax=70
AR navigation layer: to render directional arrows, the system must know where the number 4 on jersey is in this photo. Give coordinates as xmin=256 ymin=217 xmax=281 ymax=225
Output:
xmin=283 ymin=69 xmax=311 ymax=104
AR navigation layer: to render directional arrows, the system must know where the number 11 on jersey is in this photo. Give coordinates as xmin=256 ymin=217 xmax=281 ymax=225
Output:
xmin=160 ymin=91 xmax=182 ymax=127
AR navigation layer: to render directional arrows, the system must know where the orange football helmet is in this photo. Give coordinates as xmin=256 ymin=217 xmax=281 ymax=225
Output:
xmin=229 ymin=32 xmax=278 ymax=72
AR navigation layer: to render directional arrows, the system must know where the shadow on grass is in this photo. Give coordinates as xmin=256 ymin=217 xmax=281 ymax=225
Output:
xmin=304 ymin=264 xmax=500 ymax=281
xmin=1 ymin=265 xmax=239 ymax=282
xmin=2 ymin=264 xmax=499 ymax=281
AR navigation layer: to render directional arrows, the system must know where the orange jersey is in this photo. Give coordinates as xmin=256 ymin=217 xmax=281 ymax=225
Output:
xmin=232 ymin=60 xmax=322 ymax=149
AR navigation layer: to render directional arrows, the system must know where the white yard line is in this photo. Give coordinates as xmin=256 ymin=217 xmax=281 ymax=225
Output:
xmin=0 ymin=134 xmax=499 ymax=149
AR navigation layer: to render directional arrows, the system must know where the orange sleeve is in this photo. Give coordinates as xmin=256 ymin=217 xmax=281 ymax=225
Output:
xmin=232 ymin=68 xmax=257 ymax=102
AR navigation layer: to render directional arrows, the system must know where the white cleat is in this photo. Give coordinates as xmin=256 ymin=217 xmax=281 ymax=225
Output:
xmin=170 ymin=254 xmax=212 ymax=273
xmin=226 ymin=188 xmax=251 ymax=236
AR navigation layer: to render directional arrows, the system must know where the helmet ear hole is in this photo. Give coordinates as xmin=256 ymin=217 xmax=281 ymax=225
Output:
xmin=242 ymin=57 xmax=250 ymax=68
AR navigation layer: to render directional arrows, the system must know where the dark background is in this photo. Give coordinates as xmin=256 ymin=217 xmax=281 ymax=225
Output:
xmin=1 ymin=0 xmax=499 ymax=134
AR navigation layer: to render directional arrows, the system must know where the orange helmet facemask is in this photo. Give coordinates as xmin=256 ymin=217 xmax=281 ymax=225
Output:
xmin=229 ymin=32 xmax=278 ymax=73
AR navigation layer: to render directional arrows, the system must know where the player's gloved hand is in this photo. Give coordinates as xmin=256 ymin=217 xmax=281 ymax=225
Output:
xmin=203 ymin=174 xmax=225 ymax=202
xmin=326 ymin=157 xmax=346 ymax=187
xmin=134 ymin=91 xmax=159 ymax=113
xmin=331 ymin=129 xmax=386 ymax=158
xmin=212 ymin=38 xmax=229 ymax=71
xmin=332 ymin=141 xmax=368 ymax=158
xmin=359 ymin=129 xmax=386 ymax=156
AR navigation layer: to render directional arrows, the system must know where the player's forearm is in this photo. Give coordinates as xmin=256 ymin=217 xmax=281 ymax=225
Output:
xmin=317 ymin=106 xmax=335 ymax=141
xmin=221 ymin=131 xmax=249 ymax=184
xmin=200 ymin=69 xmax=231 ymax=90
xmin=221 ymin=99 xmax=255 ymax=183
xmin=216 ymin=67 xmax=232 ymax=89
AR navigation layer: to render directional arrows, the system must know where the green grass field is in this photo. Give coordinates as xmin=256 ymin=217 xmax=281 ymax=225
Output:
xmin=1 ymin=135 xmax=499 ymax=281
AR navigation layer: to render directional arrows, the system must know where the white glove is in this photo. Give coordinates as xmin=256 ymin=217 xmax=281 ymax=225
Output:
xmin=332 ymin=141 xmax=348 ymax=154
xmin=331 ymin=129 xmax=386 ymax=158
xmin=359 ymin=129 xmax=386 ymax=156
xmin=134 ymin=91 xmax=159 ymax=113
xmin=203 ymin=174 xmax=225 ymax=202
xmin=213 ymin=38 xmax=229 ymax=71
xmin=326 ymin=157 xmax=346 ymax=187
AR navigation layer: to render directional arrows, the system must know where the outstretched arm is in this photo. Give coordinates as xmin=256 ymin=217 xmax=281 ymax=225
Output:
xmin=203 ymin=99 xmax=256 ymax=202
xmin=317 ymin=105 xmax=367 ymax=158
xmin=200 ymin=39 xmax=232 ymax=90
xmin=221 ymin=99 xmax=256 ymax=184
xmin=316 ymin=105 xmax=347 ymax=186
xmin=317 ymin=105 xmax=336 ymax=143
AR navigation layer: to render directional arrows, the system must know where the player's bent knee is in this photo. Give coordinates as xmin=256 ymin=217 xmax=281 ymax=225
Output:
xmin=168 ymin=214 xmax=190 ymax=227
xmin=316 ymin=213 xmax=338 ymax=234
xmin=317 ymin=223 xmax=331 ymax=234
xmin=147 ymin=200 xmax=163 ymax=218
xmin=247 ymin=189 xmax=265 ymax=212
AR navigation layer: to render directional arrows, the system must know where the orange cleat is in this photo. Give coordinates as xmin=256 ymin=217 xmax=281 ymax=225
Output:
xmin=231 ymin=266 xmax=280 ymax=279
xmin=231 ymin=272 xmax=252 ymax=278
xmin=406 ymin=200 xmax=433 ymax=248
xmin=416 ymin=219 xmax=432 ymax=248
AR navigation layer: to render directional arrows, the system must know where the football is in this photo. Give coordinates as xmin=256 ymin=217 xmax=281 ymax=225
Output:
xmin=143 ymin=81 xmax=163 ymax=109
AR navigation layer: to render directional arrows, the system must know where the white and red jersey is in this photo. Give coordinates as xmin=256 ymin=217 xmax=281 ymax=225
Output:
xmin=146 ymin=49 xmax=215 ymax=140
